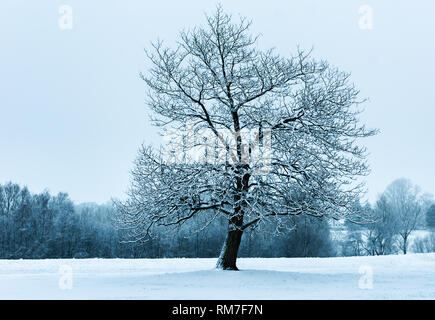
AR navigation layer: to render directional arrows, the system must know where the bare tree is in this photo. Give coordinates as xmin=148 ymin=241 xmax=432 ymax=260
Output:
xmin=383 ymin=179 xmax=423 ymax=254
xmin=362 ymin=195 xmax=397 ymax=255
xmin=115 ymin=6 xmax=376 ymax=270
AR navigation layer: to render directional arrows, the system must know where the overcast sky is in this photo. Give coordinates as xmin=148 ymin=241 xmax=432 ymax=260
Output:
xmin=1 ymin=0 xmax=434 ymax=204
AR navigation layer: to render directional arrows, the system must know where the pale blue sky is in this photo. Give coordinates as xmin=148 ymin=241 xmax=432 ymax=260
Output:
xmin=1 ymin=0 xmax=434 ymax=204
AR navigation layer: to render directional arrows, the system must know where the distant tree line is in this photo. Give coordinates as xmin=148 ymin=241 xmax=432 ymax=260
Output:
xmin=339 ymin=179 xmax=435 ymax=256
xmin=0 ymin=182 xmax=120 ymax=259
xmin=0 ymin=182 xmax=334 ymax=259
xmin=0 ymin=180 xmax=433 ymax=259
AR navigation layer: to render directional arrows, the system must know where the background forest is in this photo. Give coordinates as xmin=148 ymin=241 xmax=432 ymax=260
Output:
xmin=1 ymin=180 xmax=434 ymax=259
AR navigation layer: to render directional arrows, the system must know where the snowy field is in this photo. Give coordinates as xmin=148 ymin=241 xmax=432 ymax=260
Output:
xmin=0 ymin=254 xmax=434 ymax=299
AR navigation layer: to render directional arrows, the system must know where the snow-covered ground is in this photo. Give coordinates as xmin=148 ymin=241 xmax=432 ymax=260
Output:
xmin=0 ymin=254 xmax=434 ymax=299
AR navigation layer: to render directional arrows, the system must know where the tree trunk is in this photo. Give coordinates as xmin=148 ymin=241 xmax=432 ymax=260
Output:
xmin=216 ymin=163 xmax=249 ymax=270
xmin=216 ymin=229 xmax=243 ymax=270
xmin=402 ymin=236 xmax=408 ymax=255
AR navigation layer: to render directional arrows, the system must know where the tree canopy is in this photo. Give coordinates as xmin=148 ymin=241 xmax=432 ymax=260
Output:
xmin=116 ymin=6 xmax=377 ymax=269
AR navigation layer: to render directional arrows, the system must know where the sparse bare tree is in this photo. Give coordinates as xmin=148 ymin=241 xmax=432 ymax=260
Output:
xmin=383 ymin=179 xmax=424 ymax=254
xmin=362 ymin=195 xmax=397 ymax=255
xmin=115 ymin=6 xmax=376 ymax=270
